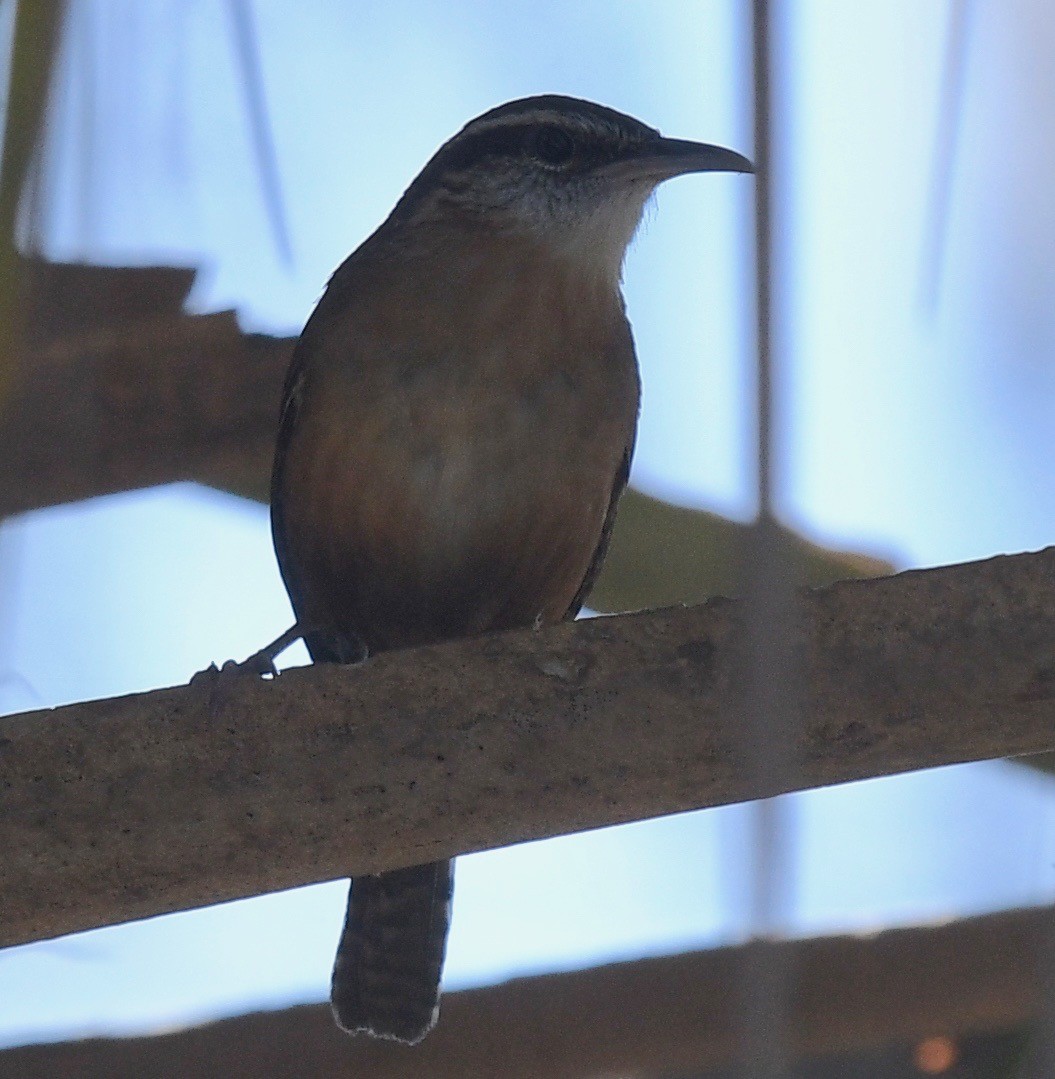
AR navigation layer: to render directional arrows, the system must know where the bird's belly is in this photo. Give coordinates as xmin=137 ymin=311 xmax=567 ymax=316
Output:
xmin=408 ymin=440 xmax=606 ymax=627
xmin=282 ymin=392 xmax=619 ymax=652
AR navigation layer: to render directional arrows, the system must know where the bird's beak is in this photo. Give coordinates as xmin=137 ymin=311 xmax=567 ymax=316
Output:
xmin=609 ymin=137 xmax=754 ymax=183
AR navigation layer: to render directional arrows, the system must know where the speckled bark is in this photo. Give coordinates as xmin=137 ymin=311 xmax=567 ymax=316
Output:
xmin=2 ymin=547 xmax=1054 ymax=948
xmin=0 ymin=904 xmax=1049 ymax=1077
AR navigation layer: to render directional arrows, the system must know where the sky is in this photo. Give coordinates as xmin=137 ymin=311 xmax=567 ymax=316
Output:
xmin=1 ymin=0 xmax=1054 ymax=1049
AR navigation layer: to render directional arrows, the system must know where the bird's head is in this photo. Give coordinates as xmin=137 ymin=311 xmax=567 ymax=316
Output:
xmin=390 ymin=95 xmax=752 ymax=281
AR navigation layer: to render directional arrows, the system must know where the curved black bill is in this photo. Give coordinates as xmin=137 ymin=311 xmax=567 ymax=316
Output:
xmin=610 ymin=137 xmax=754 ymax=181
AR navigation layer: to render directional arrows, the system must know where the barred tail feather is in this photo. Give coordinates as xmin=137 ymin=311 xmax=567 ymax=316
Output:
xmin=330 ymin=860 xmax=454 ymax=1044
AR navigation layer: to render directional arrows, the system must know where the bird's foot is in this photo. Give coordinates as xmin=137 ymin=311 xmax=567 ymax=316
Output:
xmin=189 ymin=624 xmax=305 ymax=715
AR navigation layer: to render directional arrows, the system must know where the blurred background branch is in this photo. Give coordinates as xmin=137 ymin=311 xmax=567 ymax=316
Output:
xmin=0 ymin=903 xmax=1044 ymax=1078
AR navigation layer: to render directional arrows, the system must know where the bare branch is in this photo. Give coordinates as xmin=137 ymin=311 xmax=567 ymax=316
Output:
xmin=0 ymin=904 xmax=1047 ymax=1077
xmin=2 ymin=547 xmax=1053 ymax=948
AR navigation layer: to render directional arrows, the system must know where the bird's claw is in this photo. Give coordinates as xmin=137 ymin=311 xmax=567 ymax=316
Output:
xmin=190 ymin=654 xmax=276 ymax=718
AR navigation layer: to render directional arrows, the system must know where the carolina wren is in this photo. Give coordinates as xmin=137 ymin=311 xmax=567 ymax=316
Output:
xmin=270 ymin=94 xmax=751 ymax=1044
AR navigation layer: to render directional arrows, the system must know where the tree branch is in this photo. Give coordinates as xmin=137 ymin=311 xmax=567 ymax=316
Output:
xmin=2 ymin=547 xmax=1053 ymax=949
xmin=0 ymin=904 xmax=1048 ymax=1077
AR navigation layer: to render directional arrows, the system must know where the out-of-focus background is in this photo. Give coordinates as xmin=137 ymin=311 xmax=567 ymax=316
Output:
xmin=1 ymin=2 xmax=1054 ymax=1074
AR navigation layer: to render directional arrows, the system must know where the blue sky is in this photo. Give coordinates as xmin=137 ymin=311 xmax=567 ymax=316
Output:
xmin=2 ymin=0 xmax=1054 ymax=1048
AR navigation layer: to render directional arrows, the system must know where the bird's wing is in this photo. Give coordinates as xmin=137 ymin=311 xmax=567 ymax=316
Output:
xmin=563 ymin=446 xmax=632 ymax=621
xmin=269 ymin=341 xmax=305 ymax=606
xmin=269 ymin=336 xmax=367 ymax=665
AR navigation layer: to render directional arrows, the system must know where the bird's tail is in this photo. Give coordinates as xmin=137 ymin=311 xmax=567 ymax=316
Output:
xmin=330 ymin=859 xmax=454 ymax=1044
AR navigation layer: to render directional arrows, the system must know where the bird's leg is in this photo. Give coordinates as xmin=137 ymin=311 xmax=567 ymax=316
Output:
xmin=189 ymin=623 xmax=309 ymax=715
xmin=191 ymin=622 xmax=306 ymax=683
xmin=234 ymin=623 xmax=308 ymax=676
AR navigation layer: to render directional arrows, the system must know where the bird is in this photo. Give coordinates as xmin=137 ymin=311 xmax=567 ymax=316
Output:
xmin=269 ymin=93 xmax=751 ymax=1045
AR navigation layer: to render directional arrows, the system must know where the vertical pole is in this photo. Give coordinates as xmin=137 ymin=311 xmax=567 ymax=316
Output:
xmin=741 ymin=1 xmax=795 ymax=1075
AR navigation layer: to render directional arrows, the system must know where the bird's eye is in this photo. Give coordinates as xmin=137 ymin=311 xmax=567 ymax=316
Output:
xmin=530 ymin=127 xmax=575 ymax=168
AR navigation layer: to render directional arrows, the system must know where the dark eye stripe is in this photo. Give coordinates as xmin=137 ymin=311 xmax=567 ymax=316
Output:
xmin=530 ymin=127 xmax=575 ymax=167
xmin=440 ymin=126 xmax=527 ymax=172
xmin=393 ymin=113 xmax=650 ymax=219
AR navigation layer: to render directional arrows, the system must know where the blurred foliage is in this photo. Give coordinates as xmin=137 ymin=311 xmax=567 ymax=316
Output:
xmin=0 ymin=0 xmax=64 ymax=401
xmin=1017 ymin=751 xmax=1055 ymax=778
xmin=588 ymin=486 xmax=894 ymax=614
